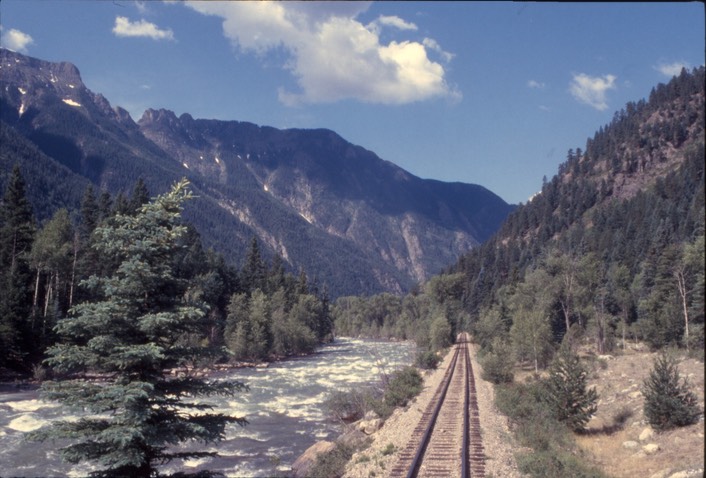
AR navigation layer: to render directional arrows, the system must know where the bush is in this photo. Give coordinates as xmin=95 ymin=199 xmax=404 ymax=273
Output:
xmin=516 ymin=449 xmax=608 ymax=478
xmin=415 ymin=350 xmax=441 ymax=370
xmin=479 ymin=338 xmax=514 ymax=384
xmin=495 ymin=381 xmax=608 ymax=478
xmin=383 ymin=366 xmax=423 ymax=409
xmin=642 ymin=353 xmax=701 ymax=431
xmin=324 ymin=387 xmax=379 ymax=423
xmin=307 ymin=443 xmax=354 ymax=478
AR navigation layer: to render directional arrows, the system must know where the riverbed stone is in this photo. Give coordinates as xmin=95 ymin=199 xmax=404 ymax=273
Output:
xmin=291 ymin=440 xmax=335 ymax=478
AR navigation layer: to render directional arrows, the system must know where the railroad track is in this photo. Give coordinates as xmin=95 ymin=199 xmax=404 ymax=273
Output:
xmin=389 ymin=333 xmax=485 ymax=478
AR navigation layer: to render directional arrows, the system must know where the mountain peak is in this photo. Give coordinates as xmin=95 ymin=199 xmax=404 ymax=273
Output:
xmin=1 ymin=48 xmax=83 ymax=94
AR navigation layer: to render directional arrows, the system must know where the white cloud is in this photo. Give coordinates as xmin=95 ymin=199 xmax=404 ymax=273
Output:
xmin=112 ymin=16 xmax=175 ymax=41
xmin=527 ymin=80 xmax=545 ymax=89
xmin=422 ymin=38 xmax=454 ymax=63
xmin=569 ymin=73 xmax=616 ymax=111
xmin=185 ymin=2 xmax=459 ymax=106
xmin=0 ymin=26 xmax=34 ymax=53
xmin=370 ymin=15 xmax=418 ymax=33
xmin=655 ymin=61 xmax=689 ymax=77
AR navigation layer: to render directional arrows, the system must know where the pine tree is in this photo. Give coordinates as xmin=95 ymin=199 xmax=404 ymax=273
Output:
xmin=544 ymin=346 xmax=599 ymax=432
xmin=0 ymin=165 xmax=35 ymax=369
xmin=642 ymin=353 xmax=701 ymax=431
xmin=29 ymin=179 xmax=248 ymax=478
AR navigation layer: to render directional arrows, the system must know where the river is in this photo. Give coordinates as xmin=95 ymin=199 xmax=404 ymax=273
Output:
xmin=0 ymin=338 xmax=416 ymax=477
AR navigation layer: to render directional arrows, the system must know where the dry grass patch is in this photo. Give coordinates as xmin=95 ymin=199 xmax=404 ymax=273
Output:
xmin=575 ymin=346 xmax=704 ymax=478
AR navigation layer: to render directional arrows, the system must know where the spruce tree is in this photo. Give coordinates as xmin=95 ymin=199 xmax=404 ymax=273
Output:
xmin=29 ymin=179 xmax=248 ymax=478
xmin=0 ymin=165 xmax=35 ymax=369
xmin=544 ymin=346 xmax=599 ymax=432
xmin=642 ymin=353 xmax=701 ymax=431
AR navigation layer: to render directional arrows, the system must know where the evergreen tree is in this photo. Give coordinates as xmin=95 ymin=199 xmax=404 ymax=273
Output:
xmin=128 ymin=178 xmax=150 ymax=215
xmin=544 ymin=346 xmax=599 ymax=432
xmin=642 ymin=353 xmax=701 ymax=431
xmin=29 ymin=180 xmax=248 ymax=478
xmin=242 ymin=237 xmax=267 ymax=292
xmin=0 ymin=165 xmax=35 ymax=369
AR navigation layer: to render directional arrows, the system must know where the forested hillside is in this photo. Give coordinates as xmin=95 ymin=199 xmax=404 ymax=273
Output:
xmin=0 ymin=171 xmax=333 ymax=375
xmin=335 ymin=66 xmax=705 ymax=360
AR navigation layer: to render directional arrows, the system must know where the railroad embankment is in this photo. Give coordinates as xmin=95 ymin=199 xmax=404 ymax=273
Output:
xmin=341 ymin=343 xmax=522 ymax=478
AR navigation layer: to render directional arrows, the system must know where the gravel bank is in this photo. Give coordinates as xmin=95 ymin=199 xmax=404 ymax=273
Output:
xmin=342 ymin=343 xmax=524 ymax=478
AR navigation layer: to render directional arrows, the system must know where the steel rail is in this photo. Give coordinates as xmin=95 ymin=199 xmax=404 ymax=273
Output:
xmin=404 ymin=343 xmax=461 ymax=478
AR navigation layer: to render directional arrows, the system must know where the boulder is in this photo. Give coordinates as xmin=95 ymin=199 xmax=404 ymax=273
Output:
xmin=358 ymin=418 xmax=383 ymax=435
xmin=622 ymin=440 xmax=639 ymax=449
xmin=668 ymin=470 xmax=704 ymax=478
xmin=291 ymin=440 xmax=335 ymax=478
xmin=639 ymin=427 xmax=655 ymax=442
xmin=649 ymin=469 xmax=673 ymax=478
xmin=643 ymin=443 xmax=660 ymax=455
xmin=337 ymin=428 xmax=369 ymax=449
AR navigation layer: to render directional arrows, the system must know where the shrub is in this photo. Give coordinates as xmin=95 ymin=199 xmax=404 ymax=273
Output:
xmin=495 ymin=381 xmax=608 ymax=478
xmin=381 ymin=443 xmax=396 ymax=456
xmin=307 ymin=443 xmax=354 ymax=478
xmin=324 ymin=387 xmax=379 ymax=424
xmin=415 ymin=350 xmax=441 ymax=370
xmin=642 ymin=353 xmax=701 ymax=431
xmin=479 ymin=338 xmax=514 ymax=384
xmin=383 ymin=366 xmax=423 ymax=408
xmin=517 ymin=449 xmax=608 ymax=478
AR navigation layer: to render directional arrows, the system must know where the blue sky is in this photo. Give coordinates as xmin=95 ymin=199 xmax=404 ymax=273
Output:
xmin=1 ymin=1 xmax=704 ymax=204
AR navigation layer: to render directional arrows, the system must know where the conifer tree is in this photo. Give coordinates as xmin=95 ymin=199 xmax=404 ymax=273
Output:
xmin=29 ymin=179 xmax=248 ymax=478
xmin=0 ymin=165 xmax=35 ymax=368
xmin=642 ymin=353 xmax=701 ymax=431
xmin=544 ymin=346 xmax=599 ymax=432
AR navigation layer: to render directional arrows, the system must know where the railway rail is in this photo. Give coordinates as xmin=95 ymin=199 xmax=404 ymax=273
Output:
xmin=389 ymin=333 xmax=485 ymax=478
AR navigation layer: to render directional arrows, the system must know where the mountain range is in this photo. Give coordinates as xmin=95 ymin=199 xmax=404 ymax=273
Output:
xmin=0 ymin=48 xmax=514 ymax=297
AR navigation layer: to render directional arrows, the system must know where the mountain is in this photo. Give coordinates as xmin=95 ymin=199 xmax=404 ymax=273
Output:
xmin=448 ymin=65 xmax=705 ymax=322
xmin=0 ymin=48 xmax=514 ymax=297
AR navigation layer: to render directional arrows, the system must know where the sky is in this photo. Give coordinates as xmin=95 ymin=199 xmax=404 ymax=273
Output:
xmin=1 ymin=1 xmax=704 ymax=204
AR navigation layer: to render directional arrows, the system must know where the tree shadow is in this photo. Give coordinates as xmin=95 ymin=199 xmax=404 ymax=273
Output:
xmin=579 ymin=407 xmax=634 ymax=436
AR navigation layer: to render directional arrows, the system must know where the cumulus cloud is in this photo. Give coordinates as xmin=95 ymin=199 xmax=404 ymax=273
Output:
xmin=0 ymin=26 xmax=34 ymax=53
xmin=569 ymin=73 xmax=616 ymax=111
xmin=112 ymin=16 xmax=175 ymax=41
xmin=185 ymin=2 xmax=460 ymax=106
xmin=655 ymin=61 xmax=689 ymax=77
xmin=527 ymin=79 xmax=545 ymax=89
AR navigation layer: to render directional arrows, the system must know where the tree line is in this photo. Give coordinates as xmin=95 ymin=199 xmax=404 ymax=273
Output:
xmin=0 ymin=166 xmax=333 ymax=376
